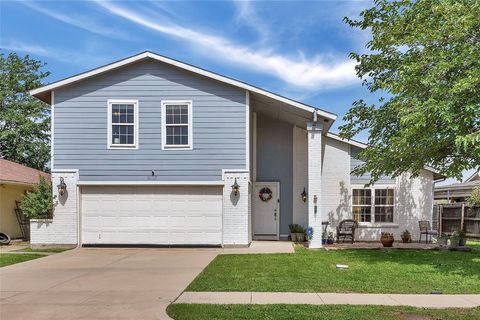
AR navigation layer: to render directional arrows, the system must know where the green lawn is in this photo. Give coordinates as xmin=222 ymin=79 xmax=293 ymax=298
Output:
xmin=0 ymin=253 xmax=44 ymax=267
xmin=187 ymin=245 xmax=480 ymax=294
xmin=167 ymin=304 xmax=480 ymax=320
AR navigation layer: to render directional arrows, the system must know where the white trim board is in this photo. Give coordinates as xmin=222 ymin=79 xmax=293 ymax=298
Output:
xmin=51 ymin=91 xmax=55 ymax=170
xmin=30 ymin=51 xmax=336 ymax=121
xmin=77 ymin=180 xmax=225 ymax=186
xmin=245 ymin=90 xmax=250 ymax=172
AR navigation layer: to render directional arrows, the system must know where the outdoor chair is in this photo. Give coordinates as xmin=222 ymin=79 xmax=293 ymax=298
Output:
xmin=336 ymin=219 xmax=358 ymax=243
xmin=419 ymin=220 xmax=438 ymax=244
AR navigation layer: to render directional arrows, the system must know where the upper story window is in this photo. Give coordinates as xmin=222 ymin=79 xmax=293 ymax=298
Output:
xmin=161 ymin=100 xmax=192 ymax=150
xmin=352 ymin=188 xmax=394 ymax=223
xmin=107 ymin=100 xmax=138 ymax=149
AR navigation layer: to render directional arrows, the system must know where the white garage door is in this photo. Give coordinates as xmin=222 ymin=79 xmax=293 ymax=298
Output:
xmin=81 ymin=186 xmax=223 ymax=245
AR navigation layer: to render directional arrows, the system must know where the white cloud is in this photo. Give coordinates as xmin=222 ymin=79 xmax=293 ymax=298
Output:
xmin=232 ymin=1 xmax=270 ymax=44
xmin=95 ymin=1 xmax=358 ymax=90
xmin=1 ymin=40 xmax=106 ymax=66
xmin=20 ymin=1 xmax=129 ymax=39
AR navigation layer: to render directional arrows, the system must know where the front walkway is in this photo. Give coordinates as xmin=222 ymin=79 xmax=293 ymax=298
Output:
xmin=175 ymin=292 xmax=480 ymax=309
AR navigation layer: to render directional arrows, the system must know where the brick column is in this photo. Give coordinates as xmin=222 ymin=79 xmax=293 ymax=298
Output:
xmin=30 ymin=170 xmax=79 ymax=248
xmin=222 ymin=170 xmax=251 ymax=247
xmin=307 ymin=122 xmax=323 ymax=248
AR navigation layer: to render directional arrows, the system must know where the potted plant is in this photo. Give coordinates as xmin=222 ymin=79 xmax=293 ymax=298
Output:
xmin=321 ymin=231 xmax=327 ymax=245
xmin=450 ymin=231 xmax=460 ymax=247
xmin=438 ymin=234 xmax=449 ymax=246
xmin=289 ymin=224 xmax=298 ymax=242
xmin=296 ymin=225 xmax=306 ymax=242
xmin=327 ymin=232 xmax=335 ymax=244
xmin=401 ymin=230 xmax=411 ymax=243
xmin=306 ymin=227 xmax=314 ymax=244
xmin=458 ymin=230 xmax=467 ymax=246
xmin=380 ymin=232 xmax=394 ymax=247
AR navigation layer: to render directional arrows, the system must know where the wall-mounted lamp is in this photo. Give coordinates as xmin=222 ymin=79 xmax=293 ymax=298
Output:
xmin=301 ymin=188 xmax=308 ymax=202
xmin=313 ymin=195 xmax=318 ymax=204
xmin=57 ymin=177 xmax=67 ymax=196
xmin=231 ymin=178 xmax=240 ymax=196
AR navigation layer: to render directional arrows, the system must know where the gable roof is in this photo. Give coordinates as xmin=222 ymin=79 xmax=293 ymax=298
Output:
xmin=465 ymin=172 xmax=479 ymax=182
xmin=0 ymin=159 xmax=50 ymax=185
xmin=30 ymin=51 xmax=336 ymax=122
xmin=325 ymin=132 xmax=445 ymax=179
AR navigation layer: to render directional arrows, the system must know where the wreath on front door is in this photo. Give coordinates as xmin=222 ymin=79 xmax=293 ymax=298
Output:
xmin=259 ymin=187 xmax=273 ymax=202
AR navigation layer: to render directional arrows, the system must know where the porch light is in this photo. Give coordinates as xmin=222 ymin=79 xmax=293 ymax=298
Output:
xmin=231 ymin=178 xmax=240 ymax=196
xmin=57 ymin=177 xmax=67 ymax=196
xmin=301 ymin=188 xmax=308 ymax=202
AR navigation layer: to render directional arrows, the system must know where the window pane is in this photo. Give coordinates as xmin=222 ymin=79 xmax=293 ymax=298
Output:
xmin=112 ymin=103 xmax=134 ymax=124
xmin=112 ymin=105 xmax=120 ymax=123
xmin=165 ymin=124 xmax=189 ymax=146
xmin=112 ymin=124 xmax=134 ymax=145
xmin=165 ymin=104 xmax=188 ymax=125
xmin=375 ymin=206 xmax=394 ymax=222
xmin=353 ymin=206 xmax=371 ymax=222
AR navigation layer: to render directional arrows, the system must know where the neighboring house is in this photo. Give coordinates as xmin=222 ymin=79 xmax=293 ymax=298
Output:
xmin=434 ymin=172 xmax=479 ymax=203
xmin=0 ymin=159 xmax=50 ymax=239
xmin=29 ymin=51 xmax=442 ymax=248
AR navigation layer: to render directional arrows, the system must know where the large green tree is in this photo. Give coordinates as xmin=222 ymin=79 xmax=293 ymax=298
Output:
xmin=340 ymin=0 xmax=480 ymax=184
xmin=0 ymin=52 xmax=50 ymax=170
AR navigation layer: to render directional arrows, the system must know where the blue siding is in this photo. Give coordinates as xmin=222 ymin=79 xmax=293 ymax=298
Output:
xmin=54 ymin=59 xmax=246 ymax=181
xmin=350 ymin=146 xmax=395 ymax=184
xmin=256 ymin=113 xmax=293 ymax=236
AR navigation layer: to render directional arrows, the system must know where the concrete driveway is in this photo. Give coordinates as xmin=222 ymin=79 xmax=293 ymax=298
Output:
xmin=0 ymin=248 xmax=217 ymax=320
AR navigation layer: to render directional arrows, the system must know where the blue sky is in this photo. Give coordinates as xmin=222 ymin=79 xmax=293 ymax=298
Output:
xmin=1 ymin=0 xmax=474 ymax=183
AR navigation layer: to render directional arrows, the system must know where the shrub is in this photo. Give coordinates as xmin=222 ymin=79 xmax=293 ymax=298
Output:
xmin=20 ymin=176 xmax=54 ymax=219
xmin=288 ymin=224 xmax=304 ymax=233
xmin=467 ymin=187 xmax=480 ymax=207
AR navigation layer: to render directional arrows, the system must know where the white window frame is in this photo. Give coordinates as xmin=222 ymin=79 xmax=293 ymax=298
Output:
xmin=107 ymin=99 xmax=139 ymax=149
xmin=161 ymin=100 xmax=193 ymax=150
xmin=351 ymin=185 xmax=396 ymax=225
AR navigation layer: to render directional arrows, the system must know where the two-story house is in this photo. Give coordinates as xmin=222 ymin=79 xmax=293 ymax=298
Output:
xmin=30 ymin=51 xmax=442 ymax=248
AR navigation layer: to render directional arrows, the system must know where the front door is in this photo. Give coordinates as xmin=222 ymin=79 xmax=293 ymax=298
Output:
xmin=253 ymin=182 xmax=280 ymax=240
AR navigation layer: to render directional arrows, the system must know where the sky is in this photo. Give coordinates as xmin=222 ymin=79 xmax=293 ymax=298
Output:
xmin=0 ymin=0 xmax=475 ymax=184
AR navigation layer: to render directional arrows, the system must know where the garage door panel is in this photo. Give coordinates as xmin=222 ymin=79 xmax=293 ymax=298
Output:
xmin=81 ymin=186 xmax=223 ymax=245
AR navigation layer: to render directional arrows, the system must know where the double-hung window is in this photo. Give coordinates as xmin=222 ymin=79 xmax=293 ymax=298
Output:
xmin=352 ymin=189 xmax=372 ymax=222
xmin=352 ymin=188 xmax=394 ymax=223
xmin=374 ymin=189 xmax=394 ymax=222
xmin=161 ymin=101 xmax=192 ymax=149
xmin=107 ymin=100 xmax=138 ymax=149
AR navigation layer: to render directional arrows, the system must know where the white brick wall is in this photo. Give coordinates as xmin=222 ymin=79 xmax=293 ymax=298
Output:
xmin=307 ymin=122 xmax=323 ymax=248
xmin=223 ymin=171 xmax=251 ymax=246
xmin=321 ymin=137 xmax=351 ymax=234
xmin=30 ymin=170 xmax=79 ymax=245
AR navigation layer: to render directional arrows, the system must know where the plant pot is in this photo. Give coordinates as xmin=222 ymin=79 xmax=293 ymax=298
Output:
xmin=438 ymin=237 xmax=448 ymax=246
xmin=290 ymin=233 xmax=297 ymax=242
xmin=321 ymin=239 xmax=327 ymax=245
xmin=327 ymin=238 xmax=334 ymax=245
xmin=380 ymin=234 xmax=394 ymax=247
xmin=450 ymin=238 xmax=460 ymax=247
xmin=296 ymin=233 xmax=305 ymax=242
xmin=401 ymin=235 xmax=411 ymax=243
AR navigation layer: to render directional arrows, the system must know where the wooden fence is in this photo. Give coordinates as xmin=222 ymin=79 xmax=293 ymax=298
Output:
xmin=433 ymin=203 xmax=480 ymax=238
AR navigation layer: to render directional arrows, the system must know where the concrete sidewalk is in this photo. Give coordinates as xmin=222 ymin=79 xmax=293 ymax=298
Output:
xmin=175 ymin=292 xmax=480 ymax=309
